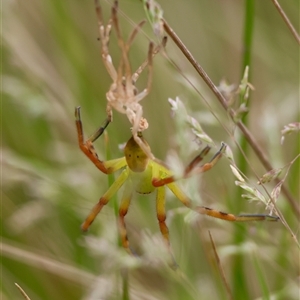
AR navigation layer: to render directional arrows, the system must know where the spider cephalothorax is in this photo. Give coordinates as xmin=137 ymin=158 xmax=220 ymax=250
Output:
xmin=124 ymin=136 xmax=150 ymax=173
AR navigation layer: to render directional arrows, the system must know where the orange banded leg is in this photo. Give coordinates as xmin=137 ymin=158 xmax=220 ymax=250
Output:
xmin=184 ymin=146 xmax=211 ymax=175
xmin=167 ymin=183 xmax=193 ymax=208
xmin=81 ymin=170 xmax=129 ymax=231
xmin=156 ymin=187 xmax=178 ymax=267
xmin=75 ymin=107 xmax=112 ymax=173
xmin=152 ymin=143 xmax=226 ymax=187
xmin=118 ymin=183 xmax=133 ymax=252
xmin=76 ymin=107 xmax=126 ymax=174
xmin=196 ymin=207 xmax=279 ymax=222
xmin=156 ymin=187 xmax=169 ymax=246
xmin=81 ymin=197 xmax=108 ymax=232
xmin=167 ymin=182 xmax=279 ymax=222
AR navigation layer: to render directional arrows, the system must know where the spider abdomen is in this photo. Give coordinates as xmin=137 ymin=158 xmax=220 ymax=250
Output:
xmin=129 ymin=166 xmax=155 ymax=194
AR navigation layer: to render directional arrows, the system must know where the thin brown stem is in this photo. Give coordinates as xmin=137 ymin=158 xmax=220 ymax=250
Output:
xmin=270 ymin=0 xmax=300 ymax=44
xmin=162 ymin=19 xmax=300 ymax=219
xmin=208 ymin=231 xmax=234 ymax=300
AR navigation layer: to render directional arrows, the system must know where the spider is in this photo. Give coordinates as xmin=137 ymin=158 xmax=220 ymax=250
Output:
xmin=75 ymin=107 xmax=279 ymax=256
xmin=94 ymin=0 xmax=167 ymax=161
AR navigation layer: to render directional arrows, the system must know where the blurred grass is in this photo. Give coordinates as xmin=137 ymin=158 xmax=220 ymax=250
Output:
xmin=2 ymin=0 xmax=299 ymax=299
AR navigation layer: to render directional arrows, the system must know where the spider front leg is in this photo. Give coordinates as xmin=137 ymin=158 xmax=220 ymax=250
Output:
xmin=75 ymin=106 xmax=126 ymax=174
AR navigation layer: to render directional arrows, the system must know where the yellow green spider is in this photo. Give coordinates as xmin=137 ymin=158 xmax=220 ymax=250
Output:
xmin=75 ymin=107 xmax=279 ymax=254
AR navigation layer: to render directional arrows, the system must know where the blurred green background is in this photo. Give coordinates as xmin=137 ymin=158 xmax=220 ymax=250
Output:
xmin=2 ymin=0 xmax=299 ymax=299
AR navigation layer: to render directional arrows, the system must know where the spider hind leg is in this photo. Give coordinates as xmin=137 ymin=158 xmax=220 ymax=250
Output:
xmin=196 ymin=206 xmax=279 ymax=222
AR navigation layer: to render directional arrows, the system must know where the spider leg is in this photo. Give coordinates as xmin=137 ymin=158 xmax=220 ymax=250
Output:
xmin=167 ymin=183 xmax=192 ymax=208
xmin=112 ymin=1 xmax=135 ymax=95
xmin=196 ymin=208 xmax=279 ymax=222
xmin=193 ymin=142 xmax=226 ymax=173
xmin=156 ymin=187 xmax=169 ymax=245
xmin=75 ymin=107 xmax=126 ymax=174
xmin=131 ymin=42 xmax=154 ymax=103
xmin=81 ymin=169 xmax=129 ymax=231
xmin=184 ymin=146 xmax=211 ymax=175
xmin=127 ymin=20 xmax=147 ymax=48
xmin=94 ymin=0 xmax=117 ymax=80
xmin=118 ymin=181 xmax=133 ymax=252
xmin=167 ymin=182 xmax=279 ymax=222
xmin=132 ymin=36 xmax=167 ymax=84
xmin=156 ymin=186 xmax=178 ymax=267
xmin=152 ymin=143 xmax=225 ymax=187
xmin=106 ymin=103 xmax=113 ymax=123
